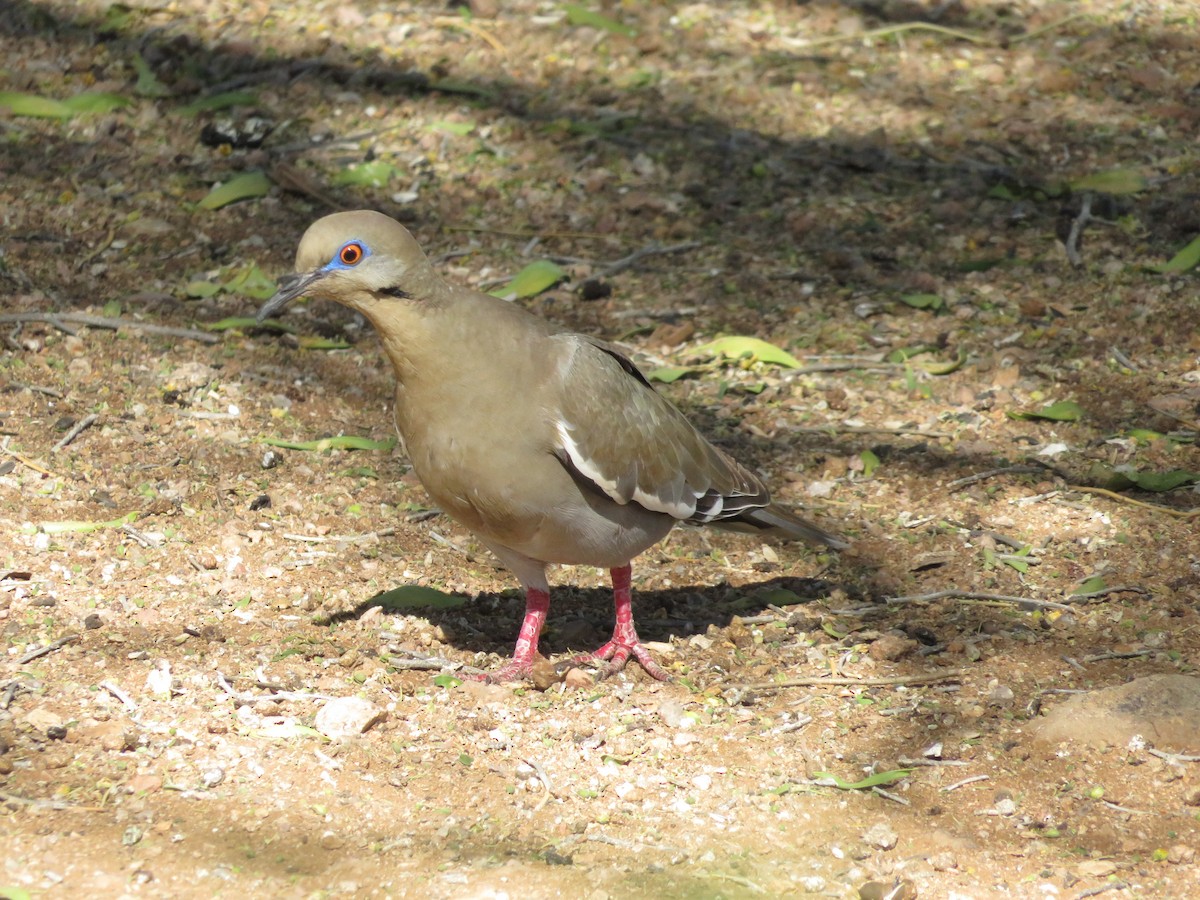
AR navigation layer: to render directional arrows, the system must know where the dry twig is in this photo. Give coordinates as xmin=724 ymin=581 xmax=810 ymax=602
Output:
xmin=17 ymin=634 xmax=79 ymax=664
xmin=282 ymin=527 xmax=397 ymax=543
xmin=0 ymin=313 xmax=219 ymax=344
xmin=1 ymin=440 xmax=55 ymax=476
xmin=739 ymin=669 xmax=970 ymax=692
xmin=1068 ymin=484 xmax=1200 ymax=519
xmin=885 ymin=590 xmax=1072 ymax=612
xmin=51 ymin=413 xmax=98 ymax=452
xmin=99 ymin=680 xmax=138 ymax=711
xmin=941 ymin=774 xmax=989 ymax=792
xmin=1147 ymin=748 xmax=1200 ymax=763
xmin=1064 ymin=193 xmax=1093 ymax=267
xmin=945 ymin=466 xmax=1043 ymax=490
xmin=596 ymin=241 xmax=703 ymax=279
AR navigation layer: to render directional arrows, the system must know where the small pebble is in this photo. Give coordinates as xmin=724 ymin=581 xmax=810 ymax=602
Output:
xmin=314 ymin=697 xmax=385 ymax=738
xmin=861 ymin=822 xmax=898 ymax=850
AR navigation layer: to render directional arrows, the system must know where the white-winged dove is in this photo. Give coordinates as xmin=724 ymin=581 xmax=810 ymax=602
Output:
xmin=259 ymin=210 xmax=846 ymax=682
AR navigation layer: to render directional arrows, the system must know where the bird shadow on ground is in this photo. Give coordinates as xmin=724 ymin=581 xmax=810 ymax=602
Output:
xmin=327 ymin=572 xmax=867 ymax=669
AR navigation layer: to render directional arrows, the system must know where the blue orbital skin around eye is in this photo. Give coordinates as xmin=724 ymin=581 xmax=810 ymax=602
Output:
xmin=324 ymin=240 xmax=372 ymax=271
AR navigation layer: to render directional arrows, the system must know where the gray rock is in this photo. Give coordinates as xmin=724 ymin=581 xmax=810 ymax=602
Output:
xmin=1030 ymin=674 xmax=1200 ymax=752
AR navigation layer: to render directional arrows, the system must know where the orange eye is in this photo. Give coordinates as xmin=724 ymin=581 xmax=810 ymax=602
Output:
xmin=339 ymin=242 xmax=364 ymax=266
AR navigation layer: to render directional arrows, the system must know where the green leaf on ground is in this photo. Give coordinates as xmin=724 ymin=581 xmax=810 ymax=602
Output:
xmin=921 ymin=347 xmax=968 ymax=375
xmin=956 ymin=257 xmax=1006 ymax=272
xmin=754 ymin=588 xmax=804 ymax=606
xmin=198 ymin=171 xmax=272 ymax=210
xmin=131 ymin=54 xmax=170 ymax=97
xmin=860 ymin=449 xmax=880 ymax=479
xmin=692 ymin=336 xmax=802 ymax=368
xmin=432 ymin=673 xmax=462 ymax=689
xmin=370 ymin=585 xmax=467 ymax=610
xmin=899 ymin=293 xmax=944 ymax=311
xmin=185 ymin=280 xmax=222 ymax=299
xmin=999 ymin=546 xmax=1033 ymax=573
xmin=25 ymin=512 xmax=139 ymax=535
xmin=646 ymin=366 xmax=697 ymax=384
xmin=490 ymin=260 xmax=567 ymax=298
xmin=62 ymin=92 xmax=131 ymax=114
xmin=203 ymin=317 xmax=296 ymax=334
xmin=810 ymin=769 xmax=913 ymax=790
xmin=224 ymin=263 xmax=278 ymax=299
xmin=1072 ymin=575 xmax=1107 ymax=595
xmin=296 ymin=336 xmax=352 ymax=350
xmin=261 ymin=435 xmax=397 ymax=452
xmin=333 ymin=160 xmax=400 ymax=188
xmin=1068 ymin=168 xmax=1148 ymax=195
xmin=885 ymin=345 xmax=934 ymax=364
xmin=1007 ymin=400 xmax=1084 ymax=422
xmin=563 ymin=4 xmax=636 ymax=36
xmin=1126 ymin=469 xmax=1200 ymax=492
xmin=1125 ymin=429 xmax=1165 ymax=444
xmin=0 ymin=92 xmax=74 ymax=118
xmin=1148 ymin=235 xmax=1200 ymax=274
xmin=430 ymin=120 xmax=475 ymax=136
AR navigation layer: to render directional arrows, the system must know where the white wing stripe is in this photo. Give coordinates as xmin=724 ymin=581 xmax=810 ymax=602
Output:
xmin=556 ymin=419 xmax=696 ymax=519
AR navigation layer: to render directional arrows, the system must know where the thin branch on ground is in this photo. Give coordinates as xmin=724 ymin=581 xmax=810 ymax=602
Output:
xmin=6 ymin=382 xmax=65 ymax=399
xmin=945 ymin=466 xmax=1043 ymax=490
xmin=99 ymin=679 xmax=138 ymax=711
xmin=282 ymin=527 xmax=397 ymax=543
xmin=432 ymin=15 xmax=507 ymax=55
xmin=120 ymin=524 xmax=162 ymax=549
xmin=1073 ymin=883 xmax=1130 ymax=900
xmin=17 ymin=634 xmax=79 ymax=664
xmin=970 ymin=529 xmax=1031 ymax=551
xmin=790 ymin=361 xmax=904 ymax=373
xmin=1109 ymin=346 xmax=1138 ymax=372
xmin=941 ymin=774 xmax=990 ymax=792
xmin=885 ymin=590 xmax=1073 ymax=611
xmin=1147 ymin=748 xmax=1200 ymax=763
xmin=794 ymin=21 xmax=994 ymax=50
xmin=610 ymin=305 xmax=700 ymax=320
xmin=871 ymin=786 xmax=910 ymax=805
xmin=1067 ymin=484 xmax=1200 ymax=519
xmin=0 ymin=313 xmax=220 ymax=344
xmin=51 ymin=413 xmax=98 ymax=452
xmin=1081 ymin=650 xmax=1151 ymax=663
xmin=791 ymin=424 xmax=952 ymax=438
xmin=519 ymin=755 xmax=558 ymax=812
xmin=1066 ymin=585 xmax=1149 ymax=601
xmin=1064 ymin=193 xmax=1093 ymax=267
xmin=1 ymin=440 xmax=55 ymax=477
xmin=0 ymin=791 xmax=101 ymax=811
xmin=214 ymin=672 xmax=339 ymax=703
xmin=1101 ymin=799 xmax=1151 ymax=816
xmin=595 ymin=241 xmax=703 ymax=279
xmin=738 ymin=669 xmax=970 ymax=692
xmin=1 ymin=680 xmax=25 ymax=710
xmin=383 ymin=648 xmax=479 ymax=673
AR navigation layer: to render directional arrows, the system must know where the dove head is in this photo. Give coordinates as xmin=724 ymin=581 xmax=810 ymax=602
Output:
xmin=258 ymin=210 xmax=437 ymax=321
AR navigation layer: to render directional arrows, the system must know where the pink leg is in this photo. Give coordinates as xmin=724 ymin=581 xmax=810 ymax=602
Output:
xmin=478 ymin=587 xmax=550 ymax=683
xmin=573 ymin=565 xmax=671 ymax=681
